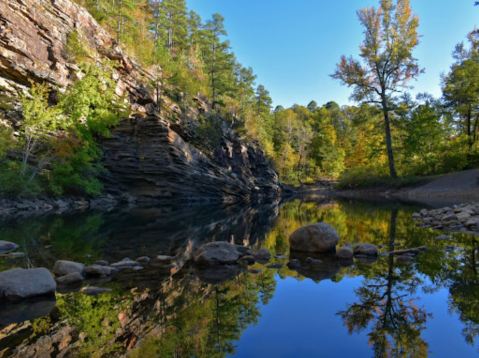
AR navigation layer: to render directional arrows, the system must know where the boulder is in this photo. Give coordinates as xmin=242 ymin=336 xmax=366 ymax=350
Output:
xmin=194 ymin=242 xmax=241 ymax=266
xmin=289 ymin=223 xmax=339 ymax=253
xmin=354 ymin=244 xmax=379 ymax=257
xmin=0 ymin=268 xmax=56 ymax=300
xmin=56 ymin=272 xmax=84 ymax=285
xmin=0 ymin=241 xmax=19 ymax=254
xmin=53 ymin=260 xmax=85 ymax=276
xmin=336 ymin=246 xmax=354 ymax=260
xmin=84 ymin=265 xmax=115 ymax=277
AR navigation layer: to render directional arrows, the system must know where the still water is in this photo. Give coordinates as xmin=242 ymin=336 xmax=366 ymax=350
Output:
xmin=0 ymin=199 xmax=478 ymax=357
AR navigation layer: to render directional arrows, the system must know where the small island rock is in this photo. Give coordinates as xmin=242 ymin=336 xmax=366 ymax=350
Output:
xmin=289 ymin=223 xmax=339 ymax=253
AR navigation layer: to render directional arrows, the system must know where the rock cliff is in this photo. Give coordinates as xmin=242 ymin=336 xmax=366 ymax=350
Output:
xmin=0 ymin=0 xmax=280 ymax=204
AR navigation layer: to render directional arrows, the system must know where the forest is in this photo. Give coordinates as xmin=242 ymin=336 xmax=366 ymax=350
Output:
xmin=0 ymin=0 xmax=478 ymax=196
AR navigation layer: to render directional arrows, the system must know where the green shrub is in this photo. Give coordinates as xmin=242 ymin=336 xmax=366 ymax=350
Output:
xmin=195 ymin=114 xmax=223 ymax=152
xmin=336 ymin=166 xmax=430 ymax=190
xmin=0 ymin=64 xmax=126 ymax=198
xmin=66 ymin=30 xmax=90 ymax=62
xmin=0 ymin=160 xmax=43 ymax=197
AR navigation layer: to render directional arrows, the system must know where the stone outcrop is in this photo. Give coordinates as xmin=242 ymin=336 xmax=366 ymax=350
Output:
xmin=0 ymin=0 xmax=280 ymax=206
xmin=101 ymin=117 xmax=280 ymax=204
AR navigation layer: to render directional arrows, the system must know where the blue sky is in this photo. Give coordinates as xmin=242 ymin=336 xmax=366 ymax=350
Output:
xmin=187 ymin=0 xmax=478 ymax=107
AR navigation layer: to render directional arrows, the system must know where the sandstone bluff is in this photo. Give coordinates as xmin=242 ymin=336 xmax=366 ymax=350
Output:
xmin=0 ymin=0 xmax=280 ymax=206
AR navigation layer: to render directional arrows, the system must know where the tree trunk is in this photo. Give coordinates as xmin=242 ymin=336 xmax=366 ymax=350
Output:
xmin=466 ymin=106 xmax=473 ymax=151
xmin=382 ymin=107 xmax=398 ymax=178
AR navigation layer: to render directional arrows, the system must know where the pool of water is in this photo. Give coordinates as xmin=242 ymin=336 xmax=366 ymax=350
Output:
xmin=0 ymin=199 xmax=478 ymax=357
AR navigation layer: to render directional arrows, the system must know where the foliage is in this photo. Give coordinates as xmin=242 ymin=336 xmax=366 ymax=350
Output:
xmin=333 ymin=0 xmax=422 ymax=178
xmin=66 ymin=30 xmax=91 ymax=62
xmin=0 ymin=65 xmax=124 ymax=197
xmin=336 ymin=168 xmax=429 ymax=190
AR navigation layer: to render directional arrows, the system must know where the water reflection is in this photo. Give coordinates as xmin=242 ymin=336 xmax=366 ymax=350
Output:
xmin=0 ymin=199 xmax=478 ymax=357
xmin=338 ymin=209 xmax=429 ymax=357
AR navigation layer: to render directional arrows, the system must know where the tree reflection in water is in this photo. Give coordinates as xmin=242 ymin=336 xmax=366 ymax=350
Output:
xmin=338 ymin=209 xmax=429 ymax=357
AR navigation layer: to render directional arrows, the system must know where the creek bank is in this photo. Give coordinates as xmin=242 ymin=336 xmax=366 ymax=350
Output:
xmin=331 ymin=169 xmax=479 ymax=207
xmin=413 ymin=202 xmax=479 ymax=234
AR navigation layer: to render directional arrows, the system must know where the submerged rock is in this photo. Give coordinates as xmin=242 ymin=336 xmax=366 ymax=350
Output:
xmin=194 ymin=242 xmax=240 ymax=266
xmin=81 ymin=286 xmax=112 ymax=296
xmin=239 ymin=255 xmax=256 ymax=265
xmin=287 ymin=259 xmax=301 ymax=270
xmin=111 ymin=258 xmax=141 ymax=269
xmin=84 ymin=265 xmax=115 ymax=277
xmin=56 ymin=272 xmax=84 ymax=285
xmin=53 ymin=260 xmax=85 ymax=276
xmin=94 ymin=260 xmax=110 ymax=266
xmin=289 ymin=223 xmax=339 ymax=253
xmin=336 ymin=246 xmax=354 ymax=260
xmin=136 ymin=256 xmax=151 ymax=264
xmin=0 ymin=268 xmax=56 ymax=300
xmin=253 ymin=248 xmax=271 ymax=262
xmin=266 ymin=263 xmax=283 ymax=269
xmin=0 ymin=241 xmax=19 ymax=254
xmin=353 ymin=244 xmax=379 ymax=257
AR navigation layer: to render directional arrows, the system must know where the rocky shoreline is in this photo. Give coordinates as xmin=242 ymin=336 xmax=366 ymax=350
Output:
xmin=0 ymin=220 xmax=428 ymax=304
xmin=413 ymin=202 xmax=479 ymax=234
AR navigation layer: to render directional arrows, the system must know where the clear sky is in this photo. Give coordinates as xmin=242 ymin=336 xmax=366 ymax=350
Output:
xmin=187 ymin=0 xmax=478 ymax=107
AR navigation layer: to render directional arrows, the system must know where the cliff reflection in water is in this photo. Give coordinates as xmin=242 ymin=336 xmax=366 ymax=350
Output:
xmin=1 ymin=199 xmax=479 ymax=357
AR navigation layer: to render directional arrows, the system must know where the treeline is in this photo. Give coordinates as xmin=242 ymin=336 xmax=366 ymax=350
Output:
xmin=265 ymin=0 xmax=479 ymax=186
xmin=76 ymin=0 xmax=478 ymax=187
xmin=75 ymin=0 xmax=272 ymax=124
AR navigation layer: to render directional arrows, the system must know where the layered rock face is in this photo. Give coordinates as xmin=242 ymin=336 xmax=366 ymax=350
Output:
xmin=102 ymin=117 xmax=279 ymax=204
xmin=0 ymin=0 xmax=280 ymax=204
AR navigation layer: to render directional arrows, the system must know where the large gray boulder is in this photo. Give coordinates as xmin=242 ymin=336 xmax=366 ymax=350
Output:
xmin=53 ymin=260 xmax=85 ymax=276
xmin=0 ymin=241 xmax=19 ymax=254
xmin=289 ymin=223 xmax=339 ymax=253
xmin=194 ymin=242 xmax=241 ymax=266
xmin=0 ymin=268 xmax=56 ymax=300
